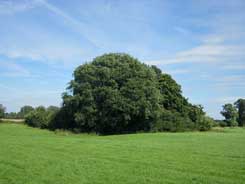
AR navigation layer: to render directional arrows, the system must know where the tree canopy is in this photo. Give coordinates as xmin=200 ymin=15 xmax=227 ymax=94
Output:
xmin=52 ymin=53 xmax=212 ymax=134
xmin=235 ymin=99 xmax=245 ymax=126
xmin=18 ymin=106 xmax=34 ymax=118
xmin=220 ymin=103 xmax=238 ymax=126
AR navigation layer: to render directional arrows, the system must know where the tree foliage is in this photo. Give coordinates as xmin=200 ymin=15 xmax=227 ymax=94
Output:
xmin=0 ymin=104 xmax=5 ymax=119
xmin=235 ymin=99 xmax=245 ymax=126
xmin=18 ymin=106 xmax=34 ymax=118
xmin=25 ymin=106 xmax=59 ymax=128
xmin=51 ymin=53 xmax=212 ymax=134
xmin=4 ymin=112 xmax=19 ymax=119
xmin=220 ymin=103 xmax=238 ymax=127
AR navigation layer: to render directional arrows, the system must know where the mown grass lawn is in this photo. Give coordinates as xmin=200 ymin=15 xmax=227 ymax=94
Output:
xmin=0 ymin=122 xmax=245 ymax=184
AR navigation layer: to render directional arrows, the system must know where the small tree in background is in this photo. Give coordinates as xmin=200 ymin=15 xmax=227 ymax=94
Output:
xmin=18 ymin=105 xmax=34 ymax=118
xmin=220 ymin=103 xmax=238 ymax=127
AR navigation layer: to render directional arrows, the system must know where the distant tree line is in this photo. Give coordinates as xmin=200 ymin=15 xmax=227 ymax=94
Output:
xmin=220 ymin=99 xmax=245 ymax=127
xmin=3 ymin=105 xmax=34 ymax=119
xmin=0 ymin=105 xmax=59 ymax=126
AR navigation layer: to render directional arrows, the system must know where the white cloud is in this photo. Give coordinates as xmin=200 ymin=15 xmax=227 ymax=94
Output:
xmin=163 ymin=69 xmax=189 ymax=75
xmin=0 ymin=84 xmax=16 ymax=91
xmin=0 ymin=45 xmax=85 ymax=64
xmin=173 ymin=26 xmax=190 ymax=35
xmin=222 ymin=64 xmax=245 ymax=70
xmin=212 ymin=75 xmax=245 ymax=89
xmin=146 ymin=0 xmax=245 ymax=67
xmin=0 ymin=0 xmax=102 ymax=65
xmin=146 ymin=43 xmax=245 ymax=65
xmin=213 ymin=96 xmax=245 ymax=104
xmin=201 ymin=34 xmax=225 ymax=44
xmin=0 ymin=61 xmax=30 ymax=77
xmin=36 ymin=0 xmax=101 ymax=48
xmin=217 ymin=75 xmax=245 ymax=82
xmin=0 ymin=0 xmax=40 ymax=15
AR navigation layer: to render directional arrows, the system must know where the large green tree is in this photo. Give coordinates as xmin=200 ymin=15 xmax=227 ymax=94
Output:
xmin=62 ymin=53 xmax=160 ymax=134
xmin=235 ymin=99 xmax=245 ymax=126
xmin=220 ymin=103 xmax=238 ymax=126
xmin=51 ymin=53 xmax=212 ymax=134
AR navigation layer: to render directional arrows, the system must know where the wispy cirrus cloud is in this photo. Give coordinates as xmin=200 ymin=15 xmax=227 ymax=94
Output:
xmin=0 ymin=61 xmax=30 ymax=77
xmin=145 ymin=1 xmax=245 ymax=67
xmin=212 ymin=96 xmax=245 ymax=104
xmin=36 ymin=0 xmax=101 ymax=49
xmin=213 ymin=75 xmax=245 ymax=88
xmin=0 ymin=0 xmax=100 ymax=64
xmin=222 ymin=64 xmax=245 ymax=70
xmin=0 ymin=0 xmax=39 ymax=14
xmin=173 ymin=26 xmax=190 ymax=35
xmin=0 ymin=44 xmax=85 ymax=65
xmin=145 ymin=41 xmax=245 ymax=65
xmin=163 ymin=69 xmax=189 ymax=75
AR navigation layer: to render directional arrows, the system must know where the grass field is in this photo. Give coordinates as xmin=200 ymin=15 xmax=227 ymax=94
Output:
xmin=0 ymin=122 xmax=245 ymax=184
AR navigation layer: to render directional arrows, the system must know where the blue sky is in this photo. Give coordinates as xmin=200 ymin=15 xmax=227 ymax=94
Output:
xmin=0 ymin=0 xmax=245 ymax=119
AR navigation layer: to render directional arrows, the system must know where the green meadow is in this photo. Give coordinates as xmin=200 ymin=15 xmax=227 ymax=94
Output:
xmin=0 ymin=122 xmax=245 ymax=184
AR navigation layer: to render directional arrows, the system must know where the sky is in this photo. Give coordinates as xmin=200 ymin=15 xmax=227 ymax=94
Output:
xmin=0 ymin=0 xmax=245 ymax=119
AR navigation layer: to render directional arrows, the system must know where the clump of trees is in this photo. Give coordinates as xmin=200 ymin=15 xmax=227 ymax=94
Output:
xmin=220 ymin=104 xmax=238 ymax=126
xmin=45 ymin=53 xmax=214 ymax=134
xmin=220 ymin=99 xmax=245 ymax=127
xmin=0 ymin=104 xmax=59 ymax=128
xmin=25 ymin=106 xmax=59 ymax=128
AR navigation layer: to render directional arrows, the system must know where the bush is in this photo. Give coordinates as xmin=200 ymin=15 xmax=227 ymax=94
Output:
xmin=25 ymin=106 xmax=59 ymax=129
xmin=225 ymin=119 xmax=238 ymax=127
xmin=153 ymin=110 xmax=195 ymax=132
xmin=197 ymin=116 xmax=214 ymax=131
xmin=25 ymin=108 xmax=47 ymax=128
xmin=218 ymin=120 xmax=228 ymax=127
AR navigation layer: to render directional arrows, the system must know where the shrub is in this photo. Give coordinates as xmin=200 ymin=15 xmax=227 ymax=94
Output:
xmin=25 ymin=108 xmax=47 ymax=128
xmin=225 ymin=119 xmax=238 ymax=127
xmin=25 ymin=106 xmax=59 ymax=129
xmin=197 ymin=116 xmax=214 ymax=131
xmin=153 ymin=110 xmax=194 ymax=132
xmin=219 ymin=120 xmax=228 ymax=127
